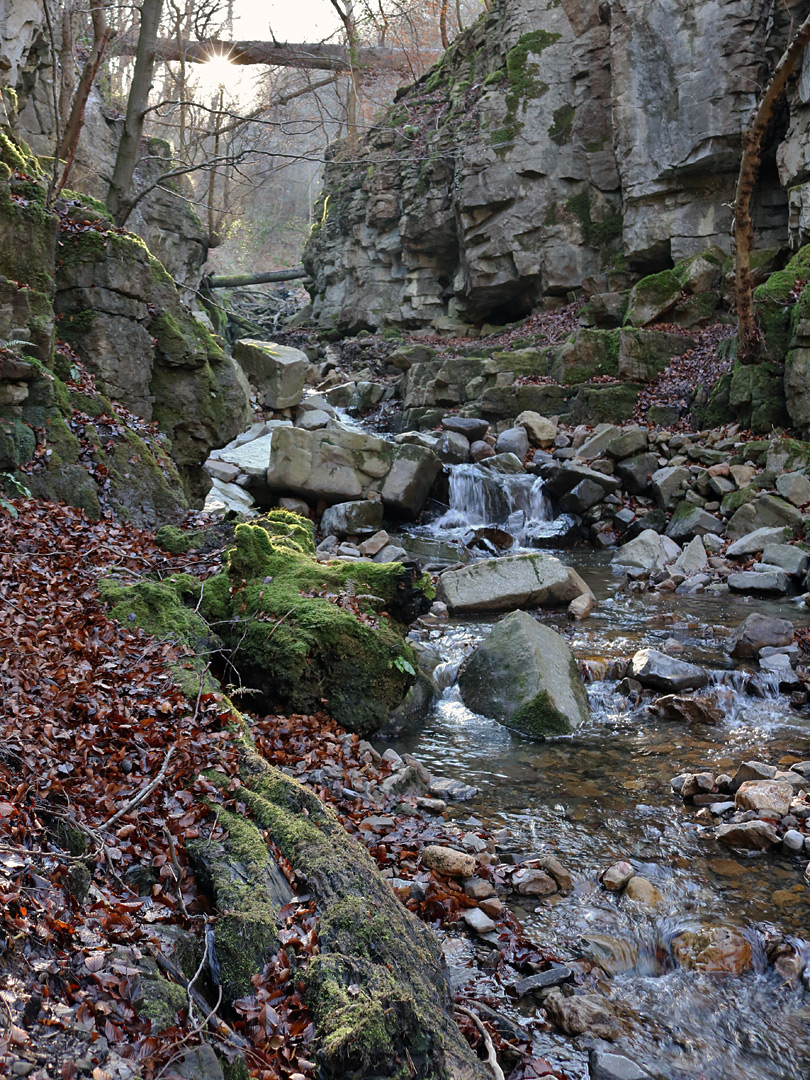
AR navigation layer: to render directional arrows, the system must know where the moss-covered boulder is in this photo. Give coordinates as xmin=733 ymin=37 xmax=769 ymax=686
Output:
xmin=549 ymin=329 xmax=619 ymax=384
xmin=625 ymin=270 xmax=682 ymax=327
xmin=729 ymin=357 xmax=788 ymax=433
xmin=199 ymin=512 xmax=429 ymax=733
xmin=457 ymin=610 xmax=590 ymax=737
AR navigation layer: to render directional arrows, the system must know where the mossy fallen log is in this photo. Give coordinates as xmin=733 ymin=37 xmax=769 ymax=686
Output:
xmin=200 ymin=743 xmax=489 ymax=1080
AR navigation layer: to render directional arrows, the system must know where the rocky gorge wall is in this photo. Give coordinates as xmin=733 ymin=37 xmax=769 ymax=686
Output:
xmin=304 ymin=0 xmax=810 ymax=331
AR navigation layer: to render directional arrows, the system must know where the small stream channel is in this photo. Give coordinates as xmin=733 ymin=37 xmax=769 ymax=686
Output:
xmin=385 ymin=462 xmax=810 ymax=1080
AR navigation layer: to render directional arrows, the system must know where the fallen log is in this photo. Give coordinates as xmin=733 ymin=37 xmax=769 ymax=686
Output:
xmin=205 ymin=267 xmax=308 ymax=288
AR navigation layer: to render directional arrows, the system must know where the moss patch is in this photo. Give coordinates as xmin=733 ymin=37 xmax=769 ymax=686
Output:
xmin=509 ymin=689 xmax=572 ymax=737
xmin=491 ymin=30 xmax=561 ymax=149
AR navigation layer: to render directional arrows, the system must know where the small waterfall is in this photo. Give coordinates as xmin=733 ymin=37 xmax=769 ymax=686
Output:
xmin=430 ymin=463 xmax=559 ymax=547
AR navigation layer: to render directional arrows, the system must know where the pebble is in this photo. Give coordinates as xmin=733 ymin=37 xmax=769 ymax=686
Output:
xmin=511 ymin=966 xmax=574 ymax=996
xmin=462 ymin=907 xmax=497 ymax=935
xmin=421 ymin=845 xmax=475 ymax=877
xmin=601 ymin=860 xmax=635 ymax=890
xmin=783 ymin=829 xmax=805 ymax=853
xmin=624 ymin=875 xmax=663 ymax=907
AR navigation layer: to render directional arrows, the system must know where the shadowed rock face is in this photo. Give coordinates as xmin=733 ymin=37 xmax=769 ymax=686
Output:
xmin=304 ymin=0 xmax=803 ymax=332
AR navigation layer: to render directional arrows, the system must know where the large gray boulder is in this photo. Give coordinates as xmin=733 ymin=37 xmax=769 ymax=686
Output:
xmin=439 ymin=552 xmax=589 ymax=614
xmin=612 ymin=528 xmax=680 ymax=572
xmin=265 ymin=423 xmax=441 ymax=517
xmin=233 ymin=340 xmax=309 ymax=409
xmin=458 ymin=611 xmax=590 ymax=737
xmin=320 ymin=499 xmax=384 ymax=537
xmin=730 ymin=613 xmax=794 ymax=659
xmin=629 ymin=648 xmax=707 ymax=692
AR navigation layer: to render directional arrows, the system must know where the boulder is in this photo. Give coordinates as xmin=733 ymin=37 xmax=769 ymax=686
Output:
xmin=578 ymin=424 xmax=622 ymax=460
xmin=651 ymin=466 xmax=690 ymax=508
xmin=601 ymin=862 xmax=634 ymax=891
xmin=320 ymin=500 xmax=384 ymax=538
xmin=626 ymin=270 xmax=682 ymax=327
xmin=665 ymin=504 xmax=724 ymax=542
xmin=730 ymin=613 xmax=793 ymax=658
xmin=421 ymin=846 xmax=475 ymax=878
xmin=726 ymin=526 xmax=790 ymax=557
xmin=495 ymin=426 xmax=530 ymax=459
xmin=515 ymin=411 xmax=557 ymax=447
xmin=470 ymin=439 xmax=495 ymax=462
xmin=674 ymin=535 xmax=708 ymax=574
xmin=606 ymin=427 xmax=648 ymax=460
xmin=457 ymin=610 xmax=590 ymax=737
xmin=296 ymin=409 xmax=332 ymax=430
xmin=217 ymin=424 xmax=293 ymax=478
xmin=435 ymin=430 xmax=470 ymax=464
xmin=776 ymin=470 xmax=810 ymax=507
xmin=265 ymin=424 xmax=441 ymax=517
xmin=734 ymin=780 xmax=794 ymax=816
xmin=727 ymin=570 xmax=790 ymax=594
xmin=612 ymin=529 xmax=679 ymax=572
xmin=624 ymin=876 xmax=662 ymax=908
xmin=558 ymin=478 xmax=606 ymax=515
xmin=442 ymin=415 xmax=488 ymax=441
xmin=615 ymin=452 xmax=660 ymax=494
xmin=761 ymin=543 xmax=809 ymax=576
xmin=716 ymin=820 xmax=780 ymax=850
xmin=439 ymin=552 xmax=588 ymax=614
xmin=544 ymin=991 xmax=618 ymax=1041
xmin=629 ymin=648 xmax=707 ymax=692
xmin=671 ymin=926 xmax=753 ymax=975
xmin=233 ymin=339 xmax=309 ymax=409
xmin=729 ymin=760 xmax=778 ymax=790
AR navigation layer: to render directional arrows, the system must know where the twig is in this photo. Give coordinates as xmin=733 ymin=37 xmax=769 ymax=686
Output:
xmin=162 ymin=825 xmax=189 ymax=918
xmin=185 ymin=927 xmax=210 ymax=1026
xmin=455 ymin=1005 xmax=505 ymax=1080
xmin=102 ymin=745 xmax=176 ymax=832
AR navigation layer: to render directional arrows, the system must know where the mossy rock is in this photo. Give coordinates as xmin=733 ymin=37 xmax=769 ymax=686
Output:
xmin=199 ymin=513 xmax=428 ymax=734
xmin=550 ymin=329 xmax=619 ymax=384
xmin=728 ymin=358 xmax=788 ymax=433
xmin=510 ymin=688 xmax=574 ymax=737
xmin=625 ymin=270 xmax=682 ymax=327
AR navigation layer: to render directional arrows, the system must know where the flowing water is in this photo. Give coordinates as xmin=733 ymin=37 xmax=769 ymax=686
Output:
xmin=388 ymin=465 xmax=810 ymax=1080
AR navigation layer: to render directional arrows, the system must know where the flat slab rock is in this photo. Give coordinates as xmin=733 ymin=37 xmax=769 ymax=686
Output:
xmin=439 ymin=551 xmax=587 ymax=614
xmin=629 ymin=648 xmax=708 ymax=692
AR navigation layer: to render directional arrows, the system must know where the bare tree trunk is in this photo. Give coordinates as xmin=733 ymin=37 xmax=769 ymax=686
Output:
xmin=58 ymin=2 xmax=77 ymax=130
xmin=207 ymin=85 xmax=224 ymax=247
xmin=206 ymin=267 xmax=307 ymax=288
xmin=329 ymin=0 xmax=362 ymax=149
xmin=440 ymin=0 xmax=450 ymax=50
xmin=735 ymin=12 xmax=810 ymax=363
xmin=56 ymin=4 xmax=113 ymax=193
xmin=106 ymin=0 xmax=165 ymax=225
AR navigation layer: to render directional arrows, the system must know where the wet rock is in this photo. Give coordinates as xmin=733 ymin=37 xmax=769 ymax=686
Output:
xmin=735 ymin=780 xmax=794 ymax=816
xmin=601 ymin=861 xmax=635 ymax=891
xmin=729 ymin=760 xmax=778 ymax=790
xmin=680 ymin=772 xmax=716 ymax=798
xmin=651 ymin=465 xmax=690 ymax=508
xmin=759 ymin=652 xmax=799 ymax=687
xmin=728 ymin=569 xmax=790 ymax=595
xmin=233 ymin=339 xmax=308 ymax=409
xmin=783 ymin=829 xmax=805 ymax=853
xmin=543 ymin=462 xmax=621 ymax=498
xmin=442 ymin=415 xmax=488 ymax=441
xmin=462 ymin=908 xmax=497 ymax=936
xmin=428 ymin=776 xmax=478 ymax=801
xmin=716 ymin=820 xmax=780 ymax=850
xmin=544 ymin=990 xmax=619 ymax=1040
xmin=536 ymin=855 xmax=573 ymax=892
xmin=458 ymin=610 xmax=591 ymax=737
xmin=439 ymin=551 xmax=588 ymax=614
xmin=435 ymin=430 xmax=470 ymax=464
xmin=629 ymin=648 xmax=707 ymax=692
xmin=512 ymin=967 xmax=574 ymax=996
xmin=671 ymin=926 xmax=753 ymax=974
xmin=512 ymin=867 xmax=557 ymax=896
xmin=320 ymin=499 xmax=384 ymax=538
xmin=650 ymin=694 xmax=722 ymax=723
xmin=730 ymin=613 xmax=794 ymax=658
xmin=421 ymin=845 xmax=475 ymax=878
xmin=516 ymin=411 xmax=557 ymax=448
xmin=589 ymin=1050 xmax=651 ymax=1080
xmin=624 ymin=876 xmax=662 ymax=907
xmin=776 ymin=470 xmax=810 ymax=507
xmin=470 ymin=439 xmax=496 ymax=462
xmin=568 ymin=592 xmax=595 ymax=620
xmin=710 ymin=801 xmax=736 ymax=815
xmin=495 ymin=426 xmax=530 ymax=459
xmin=615 ymin=452 xmax=660 ymax=495
xmin=464 ymin=877 xmax=496 ymax=900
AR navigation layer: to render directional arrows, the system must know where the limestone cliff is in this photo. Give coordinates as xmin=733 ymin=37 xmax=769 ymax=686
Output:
xmin=304 ymin=0 xmax=810 ymax=331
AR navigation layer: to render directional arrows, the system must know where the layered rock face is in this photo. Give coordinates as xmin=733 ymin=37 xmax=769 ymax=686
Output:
xmin=304 ymin=0 xmax=804 ymax=331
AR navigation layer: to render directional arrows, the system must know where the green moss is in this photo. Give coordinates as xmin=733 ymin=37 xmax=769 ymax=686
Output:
xmin=100 ymin=575 xmax=208 ymax=645
xmin=60 ymin=189 xmax=113 ymax=220
xmin=549 ymin=103 xmax=575 ymax=145
xmin=139 ymin=975 xmax=187 ymax=1031
xmin=565 ymin=190 xmax=622 ymax=250
xmin=509 ymin=689 xmax=572 ymax=737
xmin=0 ymin=131 xmax=28 ymax=171
xmin=199 ymin=514 xmax=424 ymax=734
xmin=0 ymin=418 xmax=35 ymax=469
xmin=155 ymin=524 xmax=204 ymax=554
xmin=492 ymin=30 xmax=561 ymax=149
xmin=720 ymin=485 xmax=755 ymax=516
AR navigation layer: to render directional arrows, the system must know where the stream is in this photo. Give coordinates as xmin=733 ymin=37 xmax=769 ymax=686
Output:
xmin=385 ymin=461 xmax=810 ymax=1080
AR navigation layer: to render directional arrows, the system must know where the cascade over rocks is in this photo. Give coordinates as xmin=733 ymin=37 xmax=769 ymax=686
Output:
xmin=304 ymin=0 xmax=801 ymax=332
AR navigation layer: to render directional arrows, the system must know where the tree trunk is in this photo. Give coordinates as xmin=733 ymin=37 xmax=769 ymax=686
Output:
xmin=113 ymin=34 xmax=412 ymax=73
xmin=106 ymin=0 xmax=165 ymax=225
xmin=735 ymin=13 xmax=810 ymax=364
xmin=206 ymin=267 xmax=307 ymax=288
xmin=440 ymin=0 xmax=450 ymax=50
xmin=55 ymin=5 xmax=113 ymax=194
